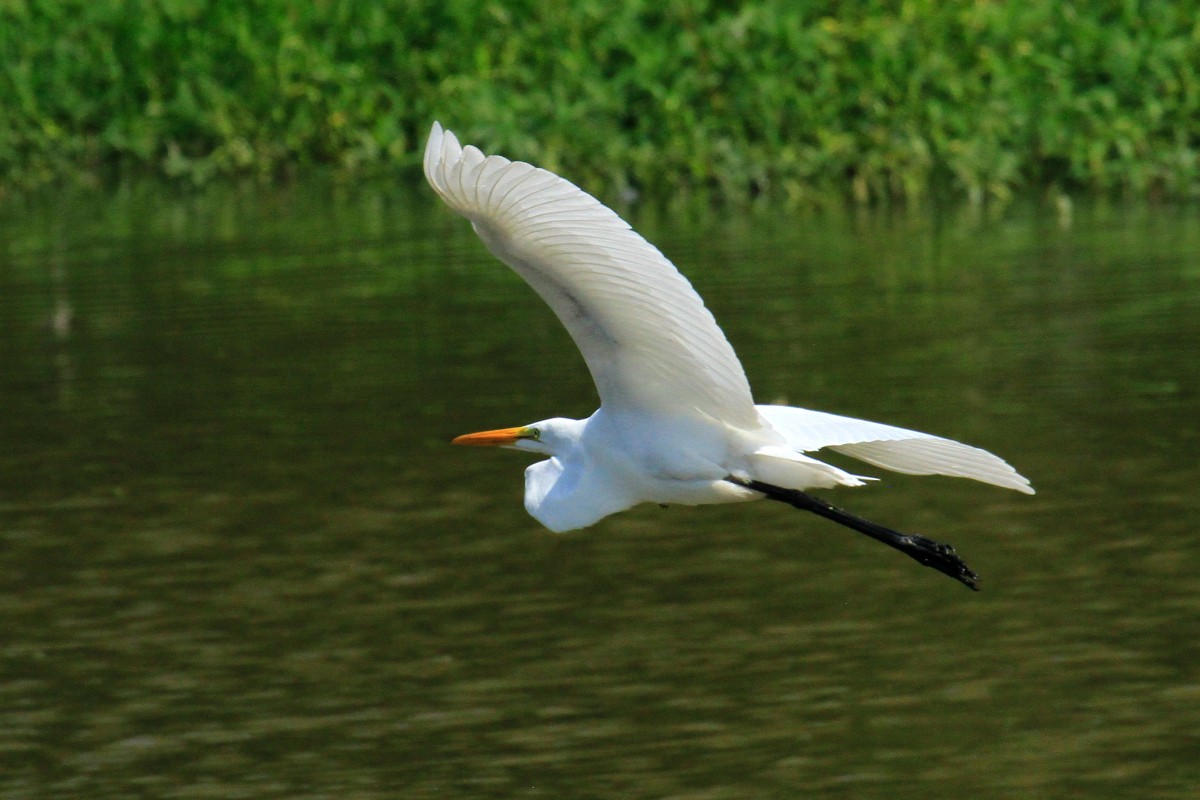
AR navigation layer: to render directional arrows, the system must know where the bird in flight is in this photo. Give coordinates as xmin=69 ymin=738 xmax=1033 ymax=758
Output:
xmin=424 ymin=122 xmax=1033 ymax=590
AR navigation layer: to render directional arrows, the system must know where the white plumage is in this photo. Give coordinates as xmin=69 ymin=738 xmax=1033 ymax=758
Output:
xmin=425 ymin=122 xmax=1032 ymax=537
xmin=424 ymin=122 xmax=756 ymax=428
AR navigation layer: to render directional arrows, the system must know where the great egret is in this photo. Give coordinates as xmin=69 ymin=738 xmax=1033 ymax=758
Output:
xmin=424 ymin=122 xmax=1032 ymax=590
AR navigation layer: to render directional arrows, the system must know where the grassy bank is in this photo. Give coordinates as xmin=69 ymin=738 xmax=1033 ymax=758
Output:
xmin=2 ymin=0 xmax=1198 ymax=202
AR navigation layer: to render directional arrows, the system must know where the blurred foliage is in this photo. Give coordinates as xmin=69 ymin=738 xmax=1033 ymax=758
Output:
xmin=1 ymin=0 xmax=1198 ymax=202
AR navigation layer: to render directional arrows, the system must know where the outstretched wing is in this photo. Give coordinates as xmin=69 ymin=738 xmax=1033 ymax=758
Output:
xmin=757 ymin=405 xmax=1035 ymax=494
xmin=424 ymin=122 xmax=758 ymax=427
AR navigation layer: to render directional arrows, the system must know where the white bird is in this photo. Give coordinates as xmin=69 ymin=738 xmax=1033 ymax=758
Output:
xmin=424 ymin=122 xmax=1033 ymax=589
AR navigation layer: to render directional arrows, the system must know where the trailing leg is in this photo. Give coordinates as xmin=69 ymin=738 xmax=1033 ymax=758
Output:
xmin=726 ymin=476 xmax=980 ymax=591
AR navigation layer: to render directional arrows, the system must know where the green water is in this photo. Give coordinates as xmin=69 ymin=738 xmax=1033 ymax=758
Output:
xmin=2 ymin=182 xmax=1198 ymax=799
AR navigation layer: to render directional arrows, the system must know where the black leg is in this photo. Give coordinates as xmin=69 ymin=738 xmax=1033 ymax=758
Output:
xmin=726 ymin=477 xmax=980 ymax=591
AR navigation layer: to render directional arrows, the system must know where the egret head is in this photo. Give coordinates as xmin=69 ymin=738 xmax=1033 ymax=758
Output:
xmin=451 ymin=417 xmax=582 ymax=456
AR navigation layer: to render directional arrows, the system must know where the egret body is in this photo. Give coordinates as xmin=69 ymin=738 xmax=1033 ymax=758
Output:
xmin=425 ymin=122 xmax=1033 ymax=589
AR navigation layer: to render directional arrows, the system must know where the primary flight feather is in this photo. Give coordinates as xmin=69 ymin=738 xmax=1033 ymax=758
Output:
xmin=425 ymin=122 xmax=1033 ymax=590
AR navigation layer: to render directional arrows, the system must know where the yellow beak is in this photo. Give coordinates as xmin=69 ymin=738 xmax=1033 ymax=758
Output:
xmin=451 ymin=426 xmax=528 ymax=446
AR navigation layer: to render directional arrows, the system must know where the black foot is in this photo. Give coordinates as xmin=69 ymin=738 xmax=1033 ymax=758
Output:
xmin=889 ymin=532 xmax=979 ymax=590
xmin=726 ymin=477 xmax=981 ymax=591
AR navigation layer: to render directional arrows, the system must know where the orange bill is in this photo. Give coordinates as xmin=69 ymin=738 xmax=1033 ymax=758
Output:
xmin=451 ymin=426 xmax=528 ymax=446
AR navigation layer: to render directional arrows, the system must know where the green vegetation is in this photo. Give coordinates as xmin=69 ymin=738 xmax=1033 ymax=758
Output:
xmin=2 ymin=0 xmax=1198 ymax=202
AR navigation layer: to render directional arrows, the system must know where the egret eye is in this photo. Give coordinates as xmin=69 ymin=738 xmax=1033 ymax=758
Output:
xmin=526 ymin=427 xmax=541 ymax=441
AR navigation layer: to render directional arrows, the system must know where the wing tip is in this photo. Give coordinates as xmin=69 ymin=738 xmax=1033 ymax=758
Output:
xmin=983 ymin=460 xmax=1036 ymax=495
xmin=423 ymin=120 xmax=444 ymax=186
xmin=423 ymin=120 xmax=464 ymax=189
xmin=425 ymin=121 xmax=494 ymax=211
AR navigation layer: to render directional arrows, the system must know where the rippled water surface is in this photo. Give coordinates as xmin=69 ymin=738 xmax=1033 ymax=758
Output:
xmin=2 ymin=181 xmax=1198 ymax=798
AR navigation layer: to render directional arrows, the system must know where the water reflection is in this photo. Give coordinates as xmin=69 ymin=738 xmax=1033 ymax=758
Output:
xmin=1 ymin=183 xmax=1198 ymax=798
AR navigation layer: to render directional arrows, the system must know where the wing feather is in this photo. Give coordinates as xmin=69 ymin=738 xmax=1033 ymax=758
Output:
xmin=757 ymin=405 xmax=1034 ymax=494
xmin=425 ymin=122 xmax=757 ymax=425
